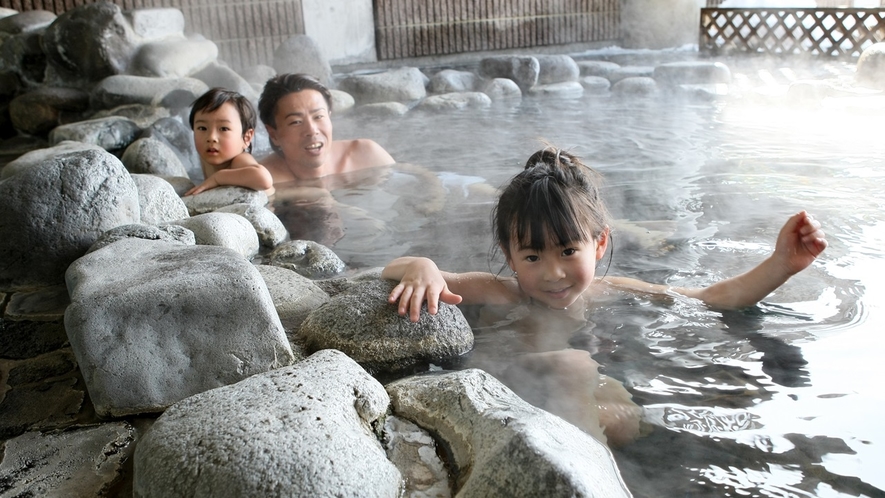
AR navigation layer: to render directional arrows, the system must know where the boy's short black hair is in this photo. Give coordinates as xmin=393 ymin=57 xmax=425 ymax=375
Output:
xmin=189 ymin=88 xmax=257 ymax=137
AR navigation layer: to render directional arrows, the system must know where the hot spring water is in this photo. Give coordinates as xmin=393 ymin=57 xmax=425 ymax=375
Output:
xmin=269 ymin=56 xmax=884 ymax=497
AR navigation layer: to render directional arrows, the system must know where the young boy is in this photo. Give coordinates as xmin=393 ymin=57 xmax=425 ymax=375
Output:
xmin=186 ymin=88 xmax=274 ymax=196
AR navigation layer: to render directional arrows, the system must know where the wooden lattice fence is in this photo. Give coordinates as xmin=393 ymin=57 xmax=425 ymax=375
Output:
xmin=373 ymin=0 xmax=621 ymax=60
xmin=700 ymin=7 xmax=885 ymax=57
xmin=0 ymin=0 xmax=304 ymax=70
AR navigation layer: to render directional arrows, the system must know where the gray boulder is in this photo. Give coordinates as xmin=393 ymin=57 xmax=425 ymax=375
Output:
xmin=134 ymin=349 xmax=400 ymax=498
xmin=612 ymin=76 xmax=658 ymax=97
xmin=0 ymin=148 xmax=139 ymax=290
xmin=269 ymin=239 xmax=345 ymax=279
xmin=41 ymin=2 xmax=137 ymax=83
xmin=139 ymin=116 xmax=203 ymax=181
xmin=182 ymin=186 xmax=269 ymax=215
xmin=64 ymin=238 xmax=293 ymax=417
xmin=91 ymin=74 xmax=209 ymax=110
xmin=8 ymin=86 xmax=90 ymax=136
xmin=580 ymin=76 xmax=611 ymax=94
xmin=1 ymin=140 xmax=104 ymax=179
xmin=608 ymin=66 xmax=654 ymax=85
xmin=352 ymin=101 xmax=410 ymax=118
xmin=429 ymin=69 xmax=477 ymax=93
xmin=479 ymin=56 xmax=539 ymax=92
xmin=577 ymin=60 xmax=620 ymax=78
xmin=216 ymin=203 xmax=288 ymax=248
xmin=191 ymin=60 xmax=259 ymax=101
xmin=0 ymin=10 xmax=55 ymax=34
xmin=48 ymin=115 xmax=141 ymax=152
xmin=130 ymin=173 xmax=190 ymax=224
xmin=271 ymin=34 xmax=334 ymax=87
xmin=330 ymin=88 xmax=356 ymax=113
xmin=255 ymin=264 xmax=329 ymax=342
xmin=481 ymin=77 xmax=522 ymax=101
xmin=157 ymin=175 xmax=196 ymax=197
xmin=653 ymin=61 xmax=732 ymax=86
xmin=241 ymin=63 xmax=276 ymax=92
xmin=857 ymin=42 xmax=885 ymax=90
xmin=121 ymin=137 xmax=190 ymax=177
xmin=298 ymin=278 xmax=473 ymax=373
xmin=338 ymin=67 xmax=427 ymax=105
xmin=92 ymin=104 xmax=171 ymax=129
xmin=387 ymin=369 xmax=632 ymax=497
xmin=415 ymin=92 xmax=491 ymax=112
xmin=173 ymin=212 xmax=260 ymax=259
xmin=129 ymin=36 xmax=218 ymax=78
xmin=125 ymin=7 xmax=184 ymax=41
xmin=87 ymin=223 xmax=195 ymax=254
xmin=0 ymin=31 xmax=45 ymax=85
xmin=528 ymin=81 xmax=584 ymax=98
xmin=536 ymin=54 xmax=580 ymax=84
xmin=0 ymin=423 xmax=136 ymax=497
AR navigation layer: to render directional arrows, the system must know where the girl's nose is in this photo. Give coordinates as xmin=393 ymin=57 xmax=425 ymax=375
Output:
xmin=543 ymin=262 xmax=565 ymax=281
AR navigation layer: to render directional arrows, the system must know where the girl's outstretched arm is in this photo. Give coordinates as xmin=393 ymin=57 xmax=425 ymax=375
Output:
xmin=382 ymin=257 xmax=517 ymax=322
xmin=676 ymin=211 xmax=827 ymax=309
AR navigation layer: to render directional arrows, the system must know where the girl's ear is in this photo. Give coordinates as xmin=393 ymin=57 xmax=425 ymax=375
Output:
xmin=595 ymin=227 xmax=610 ymax=260
xmin=243 ymin=128 xmax=255 ymax=148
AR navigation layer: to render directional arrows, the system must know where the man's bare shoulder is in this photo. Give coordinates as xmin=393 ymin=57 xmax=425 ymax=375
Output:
xmin=337 ymin=138 xmax=395 ymax=170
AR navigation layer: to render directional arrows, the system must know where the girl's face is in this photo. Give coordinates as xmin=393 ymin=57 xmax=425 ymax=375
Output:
xmin=192 ymin=102 xmax=253 ymax=168
xmin=506 ymin=231 xmax=608 ymax=310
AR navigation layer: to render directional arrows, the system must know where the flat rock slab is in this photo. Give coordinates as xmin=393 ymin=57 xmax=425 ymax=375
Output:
xmin=0 ymin=422 xmax=136 ymax=497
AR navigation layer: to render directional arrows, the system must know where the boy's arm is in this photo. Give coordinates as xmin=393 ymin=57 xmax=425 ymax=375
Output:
xmin=382 ymin=257 xmax=517 ymax=322
xmin=608 ymin=211 xmax=827 ymax=309
xmin=186 ymin=153 xmax=274 ymax=196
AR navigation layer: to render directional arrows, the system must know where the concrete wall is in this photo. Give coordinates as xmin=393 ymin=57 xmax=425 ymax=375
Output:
xmin=302 ymin=0 xmax=377 ymax=65
xmin=620 ymin=0 xmax=705 ymax=49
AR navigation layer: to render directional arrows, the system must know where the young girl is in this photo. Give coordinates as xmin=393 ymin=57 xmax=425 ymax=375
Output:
xmin=186 ymin=88 xmax=274 ymax=196
xmin=382 ymin=146 xmax=827 ymax=446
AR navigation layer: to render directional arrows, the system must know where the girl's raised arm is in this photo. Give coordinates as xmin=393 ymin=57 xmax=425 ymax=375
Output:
xmin=607 ymin=211 xmax=827 ymax=310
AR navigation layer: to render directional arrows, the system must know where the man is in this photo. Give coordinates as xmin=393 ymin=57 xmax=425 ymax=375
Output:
xmin=257 ymin=73 xmax=394 ymax=183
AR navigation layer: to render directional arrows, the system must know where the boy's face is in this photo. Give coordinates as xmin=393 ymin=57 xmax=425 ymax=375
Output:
xmin=505 ymin=231 xmax=608 ymax=310
xmin=265 ymin=89 xmax=333 ymax=175
xmin=192 ymin=102 xmax=254 ymax=167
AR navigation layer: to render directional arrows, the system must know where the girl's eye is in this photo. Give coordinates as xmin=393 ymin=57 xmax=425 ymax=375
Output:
xmin=196 ymin=126 xmax=207 ymax=131
xmin=562 ymin=248 xmax=577 ymax=256
xmin=525 ymin=255 xmax=539 ymax=262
